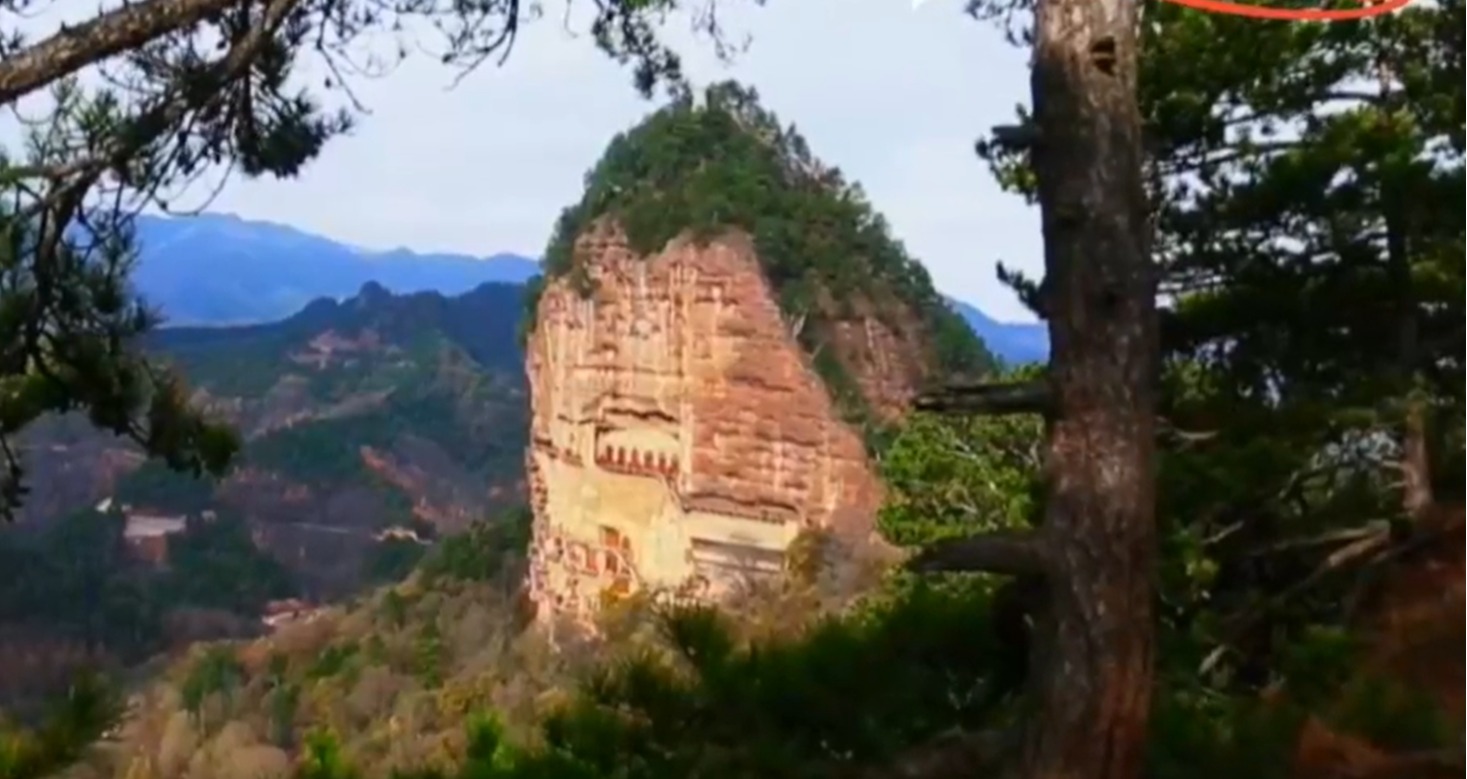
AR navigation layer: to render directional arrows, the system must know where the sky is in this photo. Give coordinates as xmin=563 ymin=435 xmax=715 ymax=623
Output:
xmin=10 ymin=0 xmax=1044 ymax=322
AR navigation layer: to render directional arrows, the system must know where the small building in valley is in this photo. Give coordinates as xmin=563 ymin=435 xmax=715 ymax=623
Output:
xmin=121 ymin=513 xmax=188 ymax=567
xmin=96 ymin=498 xmax=194 ymax=567
xmin=261 ymin=598 xmax=323 ymax=631
xmin=373 ymin=525 xmax=431 ymax=544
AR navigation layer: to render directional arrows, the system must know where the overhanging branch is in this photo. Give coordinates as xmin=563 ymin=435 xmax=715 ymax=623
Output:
xmin=13 ymin=0 xmax=297 ymax=213
xmin=990 ymin=123 xmax=1039 ymax=152
xmin=906 ymin=529 xmax=1047 ymax=576
xmin=915 ymin=379 xmax=1051 ymax=417
xmin=0 ymin=0 xmax=263 ymax=107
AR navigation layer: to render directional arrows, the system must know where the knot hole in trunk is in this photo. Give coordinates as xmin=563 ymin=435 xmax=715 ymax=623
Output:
xmin=1089 ymin=36 xmax=1118 ymax=75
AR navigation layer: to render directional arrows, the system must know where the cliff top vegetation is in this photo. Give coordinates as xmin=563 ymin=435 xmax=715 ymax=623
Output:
xmin=527 ymin=81 xmax=995 ymax=440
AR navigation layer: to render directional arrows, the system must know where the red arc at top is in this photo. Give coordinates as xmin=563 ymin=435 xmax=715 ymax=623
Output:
xmin=1158 ymin=0 xmax=1412 ymax=20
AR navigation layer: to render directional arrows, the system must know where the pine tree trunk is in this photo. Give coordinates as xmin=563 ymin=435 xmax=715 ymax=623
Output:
xmin=1384 ymin=198 xmax=1433 ymax=520
xmin=1400 ymin=401 xmax=1433 ymax=519
xmin=1023 ymin=0 xmax=1158 ymax=773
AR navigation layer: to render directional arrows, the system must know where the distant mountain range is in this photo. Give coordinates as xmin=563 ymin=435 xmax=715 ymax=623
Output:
xmin=131 ymin=213 xmax=540 ymax=326
xmin=128 ymin=212 xmax=1049 ymax=365
xmin=945 ymin=299 xmax=1049 ymax=366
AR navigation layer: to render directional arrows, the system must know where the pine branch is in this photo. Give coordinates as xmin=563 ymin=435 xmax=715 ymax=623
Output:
xmin=915 ymin=379 xmax=1052 ymax=417
xmin=0 ymin=0 xmax=276 ymax=107
xmin=905 ymin=529 xmax=1048 ymax=576
xmin=990 ymin=123 xmax=1039 ymax=152
xmin=13 ymin=0 xmax=298 ymax=194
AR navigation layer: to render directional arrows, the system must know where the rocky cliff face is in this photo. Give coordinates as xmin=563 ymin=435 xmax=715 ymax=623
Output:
xmin=524 ymin=227 xmax=925 ymax=622
xmin=521 ymin=82 xmax=994 ymax=623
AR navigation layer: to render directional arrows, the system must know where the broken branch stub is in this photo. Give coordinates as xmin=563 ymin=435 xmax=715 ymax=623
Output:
xmin=915 ymin=379 xmax=1052 ymax=417
xmin=990 ymin=123 xmax=1040 ymax=152
xmin=905 ymin=529 xmax=1049 ymax=577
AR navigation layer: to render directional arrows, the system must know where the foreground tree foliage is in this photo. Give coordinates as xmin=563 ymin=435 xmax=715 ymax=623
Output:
xmin=0 ymin=213 xmax=239 ymax=519
xmin=274 ymin=552 xmax=1453 ymax=779
xmin=0 ymin=0 xmax=735 ymax=520
xmin=978 ymin=0 xmax=1464 ymax=693
xmin=0 ymin=1 xmax=1462 ymax=778
xmin=878 ymin=366 xmax=1045 ymax=548
xmin=0 ymin=674 xmax=119 ymax=779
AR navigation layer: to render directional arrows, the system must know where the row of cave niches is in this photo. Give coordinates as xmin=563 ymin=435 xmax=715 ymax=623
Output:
xmin=528 ymin=526 xmax=740 ymax=616
xmin=530 ymin=566 xmax=635 ymax=620
xmin=596 ymin=446 xmax=680 ymax=477
xmin=537 ymin=439 xmax=796 ymax=529
xmin=528 ymin=526 xmax=639 ymax=616
xmin=529 ymin=520 xmax=788 ymax=610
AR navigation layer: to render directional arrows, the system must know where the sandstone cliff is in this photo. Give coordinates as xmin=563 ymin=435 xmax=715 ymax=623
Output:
xmin=522 ymin=82 xmax=995 ymax=622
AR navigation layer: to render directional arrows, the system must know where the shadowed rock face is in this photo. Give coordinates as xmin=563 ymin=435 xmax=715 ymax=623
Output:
xmin=524 ymin=227 xmax=929 ymax=623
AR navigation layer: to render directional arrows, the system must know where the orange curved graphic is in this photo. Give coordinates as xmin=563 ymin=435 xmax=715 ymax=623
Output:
xmin=1159 ymin=0 xmax=1412 ymax=20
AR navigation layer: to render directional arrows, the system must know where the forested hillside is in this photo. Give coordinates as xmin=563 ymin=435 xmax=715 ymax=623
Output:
xmin=0 ymin=282 xmax=531 ymax=721
xmin=20 ymin=281 xmax=529 ymax=586
xmin=160 ymin=281 xmax=526 ymax=534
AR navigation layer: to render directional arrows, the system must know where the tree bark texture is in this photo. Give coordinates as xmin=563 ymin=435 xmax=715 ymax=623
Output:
xmin=1022 ymin=0 xmax=1158 ymax=773
xmin=0 ymin=0 xmax=265 ymax=107
xmin=1383 ymin=197 xmax=1433 ymax=520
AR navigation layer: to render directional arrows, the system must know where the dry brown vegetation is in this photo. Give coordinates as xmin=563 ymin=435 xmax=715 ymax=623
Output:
xmin=0 ymin=631 xmax=114 ymax=721
xmin=88 ymin=582 xmax=548 ymax=779
xmin=61 ymin=529 xmax=885 ymax=779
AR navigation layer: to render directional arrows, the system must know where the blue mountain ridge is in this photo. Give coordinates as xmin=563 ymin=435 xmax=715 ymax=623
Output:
xmin=944 ymin=298 xmax=1049 ymax=366
xmin=130 ymin=213 xmax=540 ymax=326
xmin=129 ymin=213 xmax=1049 ymax=365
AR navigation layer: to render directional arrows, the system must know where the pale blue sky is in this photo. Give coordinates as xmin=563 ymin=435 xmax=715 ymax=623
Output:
xmin=12 ymin=0 xmax=1043 ymax=321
